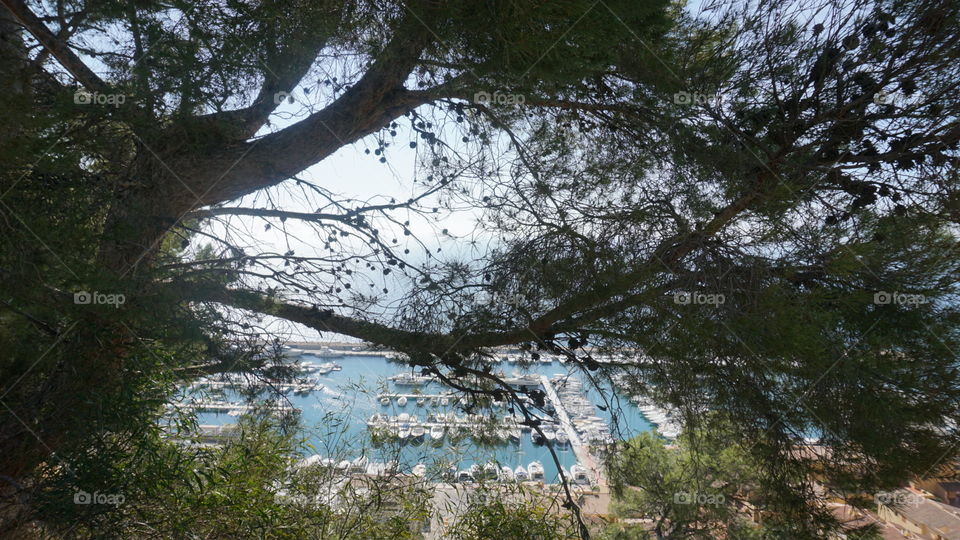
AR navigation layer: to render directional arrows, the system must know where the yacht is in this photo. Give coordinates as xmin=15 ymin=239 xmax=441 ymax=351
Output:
xmin=429 ymin=396 xmax=439 ymax=407
xmin=397 ymin=396 xmax=407 ymax=407
xmin=544 ymin=426 xmax=557 ymax=442
xmin=510 ymin=428 xmax=521 ymax=442
xmin=398 ymin=423 xmax=411 ymax=439
xmin=514 ymin=465 xmax=528 ymax=481
xmin=457 ymin=470 xmax=475 ymax=483
xmin=501 ymin=465 xmax=515 ymax=482
xmin=528 ymin=461 xmax=545 ymax=482
xmin=412 ymin=463 xmax=427 ymax=477
xmin=410 ymin=425 xmax=425 ymax=442
xmin=416 ymin=396 xmax=426 ymax=407
xmin=380 ymin=396 xmax=390 ymax=406
xmin=440 ymin=396 xmax=450 ymax=406
xmin=430 ymin=424 xmax=445 ymax=440
xmin=570 ymin=463 xmax=590 ymax=484
xmin=556 ymin=430 xmax=569 ymax=445
xmin=481 ymin=462 xmax=500 ymax=481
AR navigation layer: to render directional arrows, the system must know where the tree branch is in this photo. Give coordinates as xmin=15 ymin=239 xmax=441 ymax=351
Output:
xmin=0 ymin=0 xmax=108 ymax=93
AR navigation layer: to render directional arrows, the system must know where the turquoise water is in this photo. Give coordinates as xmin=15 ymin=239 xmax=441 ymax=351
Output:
xmin=192 ymin=353 xmax=654 ymax=482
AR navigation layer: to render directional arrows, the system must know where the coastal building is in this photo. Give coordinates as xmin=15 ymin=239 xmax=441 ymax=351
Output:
xmin=876 ymin=489 xmax=960 ymax=539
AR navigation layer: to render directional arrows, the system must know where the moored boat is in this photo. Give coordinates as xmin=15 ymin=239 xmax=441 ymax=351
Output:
xmin=528 ymin=461 xmax=544 ymax=481
xmin=412 ymin=463 xmax=427 ymax=477
xmin=397 ymin=396 xmax=407 ymax=407
xmin=380 ymin=396 xmax=390 ymax=406
xmin=514 ymin=465 xmax=528 ymax=481
xmin=571 ymin=463 xmax=590 ymax=484
xmin=430 ymin=424 xmax=445 ymax=440
xmin=501 ymin=465 xmax=515 ymax=481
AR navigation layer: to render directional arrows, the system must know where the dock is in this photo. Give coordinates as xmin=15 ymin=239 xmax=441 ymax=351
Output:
xmin=539 ymin=375 xmax=607 ymax=489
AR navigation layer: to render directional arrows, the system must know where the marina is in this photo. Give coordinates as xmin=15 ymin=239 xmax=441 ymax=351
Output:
xmin=181 ymin=347 xmax=670 ymax=484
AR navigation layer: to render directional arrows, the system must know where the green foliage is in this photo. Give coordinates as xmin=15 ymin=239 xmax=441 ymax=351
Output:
xmin=446 ymin=491 xmax=577 ymax=540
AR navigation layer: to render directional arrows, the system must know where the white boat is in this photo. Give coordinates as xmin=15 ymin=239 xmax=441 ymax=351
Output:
xmin=398 ymin=412 xmax=411 ymax=422
xmin=313 ymin=347 xmax=341 ymax=358
xmin=571 ymin=463 xmax=589 ymax=484
xmin=380 ymin=397 xmax=390 ymax=406
xmin=544 ymin=426 xmax=557 ymax=442
xmin=481 ymin=462 xmax=500 ymax=481
xmin=528 ymin=461 xmax=544 ymax=482
xmin=348 ymin=456 xmax=368 ymax=474
xmin=514 ymin=465 xmax=528 ymax=481
xmin=457 ymin=470 xmax=474 ymax=483
xmin=429 ymin=396 xmax=439 ymax=406
xmin=397 ymin=396 xmax=407 ymax=407
xmin=510 ymin=428 xmax=521 ymax=441
xmin=336 ymin=460 xmax=351 ymax=471
xmin=416 ymin=396 xmax=426 ymax=407
xmin=501 ymin=465 xmax=515 ymax=482
xmin=412 ymin=463 xmax=427 ymax=477
xmin=398 ymin=424 xmax=411 ymax=439
xmin=411 ymin=425 xmax=425 ymax=441
xmin=430 ymin=425 xmax=445 ymax=440
xmin=440 ymin=396 xmax=450 ymax=406
xmin=556 ymin=430 xmax=569 ymax=445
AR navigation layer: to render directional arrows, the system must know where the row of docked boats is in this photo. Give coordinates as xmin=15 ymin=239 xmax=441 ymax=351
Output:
xmin=379 ymin=393 xmax=454 ymax=407
xmin=299 ymin=360 xmax=342 ymax=375
xmin=531 ymin=423 xmax=571 ymax=446
xmin=414 ymin=461 xmax=592 ymax=485
xmin=367 ymin=413 xmax=525 ymax=443
xmin=298 ymin=455 xmax=397 ymax=476
xmin=551 ymin=375 xmax=614 ymax=445
xmin=631 ymin=396 xmax=682 ymax=438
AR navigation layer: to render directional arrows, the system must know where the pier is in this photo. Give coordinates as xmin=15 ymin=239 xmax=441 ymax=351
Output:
xmin=539 ymin=375 xmax=607 ymax=489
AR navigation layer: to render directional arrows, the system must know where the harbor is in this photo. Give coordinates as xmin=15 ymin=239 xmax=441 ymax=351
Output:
xmin=178 ymin=346 xmax=671 ymax=486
